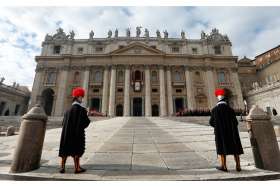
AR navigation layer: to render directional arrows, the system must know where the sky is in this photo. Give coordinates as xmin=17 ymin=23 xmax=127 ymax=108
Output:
xmin=0 ymin=6 xmax=280 ymax=89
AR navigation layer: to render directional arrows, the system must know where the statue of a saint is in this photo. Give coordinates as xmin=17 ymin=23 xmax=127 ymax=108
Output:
xmin=136 ymin=26 xmax=142 ymax=37
xmin=115 ymin=29 xmax=118 ymax=38
xmin=108 ymin=30 xmax=112 ymax=38
xmin=89 ymin=30 xmax=94 ymax=40
xmin=144 ymin=28 xmax=149 ymax=38
xmin=181 ymin=30 xmax=185 ymax=39
xmin=69 ymin=30 xmax=75 ymax=40
xmin=156 ymin=30 xmax=161 ymax=38
xmin=201 ymin=31 xmax=206 ymax=39
xmin=163 ymin=30 xmax=168 ymax=39
xmin=126 ymin=28 xmax=131 ymax=37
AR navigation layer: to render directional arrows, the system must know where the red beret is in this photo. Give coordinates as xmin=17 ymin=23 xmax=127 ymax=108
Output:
xmin=215 ymin=89 xmax=225 ymax=97
xmin=72 ymin=87 xmax=85 ymax=97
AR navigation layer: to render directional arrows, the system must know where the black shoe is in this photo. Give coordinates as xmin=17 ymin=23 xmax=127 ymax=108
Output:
xmin=236 ymin=167 xmax=241 ymax=172
xmin=216 ymin=166 xmax=228 ymax=172
xmin=74 ymin=168 xmax=86 ymax=174
xmin=59 ymin=168 xmax=65 ymax=173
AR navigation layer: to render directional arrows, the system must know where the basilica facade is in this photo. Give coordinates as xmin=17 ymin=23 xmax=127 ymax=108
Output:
xmin=30 ymin=27 xmax=244 ymax=116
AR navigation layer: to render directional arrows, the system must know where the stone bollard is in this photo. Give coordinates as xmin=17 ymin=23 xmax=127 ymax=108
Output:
xmin=6 ymin=126 xmax=16 ymax=136
xmin=246 ymin=105 xmax=280 ymax=171
xmin=10 ymin=104 xmax=48 ymax=173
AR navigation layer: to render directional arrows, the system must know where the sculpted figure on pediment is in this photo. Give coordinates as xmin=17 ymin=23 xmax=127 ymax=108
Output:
xmin=52 ymin=27 xmax=68 ymax=40
xmin=126 ymin=28 xmax=131 ymax=37
xmin=156 ymin=30 xmax=161 ymax=38
xmin=108 ymin=30 xmax=112 ymax=38
xmin=89 ymin=30 xmax=94 ymax=40
xmin=115 ymin=29 xmax=118 ymax=38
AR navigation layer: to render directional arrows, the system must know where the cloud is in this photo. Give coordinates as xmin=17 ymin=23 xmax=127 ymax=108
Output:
xmin=0 ymin=6 xmax=280 ymax=90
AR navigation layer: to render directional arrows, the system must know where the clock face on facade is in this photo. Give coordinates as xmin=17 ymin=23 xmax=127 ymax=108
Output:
xmin=135 ymin=81 xmax=141 ymax=91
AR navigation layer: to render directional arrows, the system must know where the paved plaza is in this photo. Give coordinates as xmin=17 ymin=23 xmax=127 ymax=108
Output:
xmin=0 ymin=117 xmax=280 ymax=180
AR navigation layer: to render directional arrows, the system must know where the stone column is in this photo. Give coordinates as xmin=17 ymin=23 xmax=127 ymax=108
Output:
xmin=54 ymin=67 xmax=69 ymax=116
xmin=231 ymin=69 xmax=244 ymax=109
xmin=184 ymin=66 xmax=195 ymax=110
xmin=101 ymin=66 xmax=109 ymax=115
xmin=29 ymin=68 xmax=44 ymax=109
xmin=204 ymin=67 xmax=216 ymax=109
xmin=166 ymin=66 xmax=173 ymax=116
xmin=145 ymin=66 xmax=151 ymax=116
xmin=124 ymin=66 xmax=130 ymax=116
xmin=108 ymin=66 xmax=116 ymax=117
xmin=82 ymin=68 xmax=90 ymax=107
xmin=246 ymin=105 xmax=280 ymax=171
xmin=159 ymin=66 xmax=167 ymax=116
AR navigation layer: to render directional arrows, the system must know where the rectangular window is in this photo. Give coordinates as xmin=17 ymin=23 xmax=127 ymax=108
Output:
xmin=218 ymin=72 xmax=226 ymax=83
xmin=117 ymin=88 xmax=123 ymax=92
xmin=176 ymin=89 xmax=182 ymax=93
xmin=192 ymin=48 xmax=198 ymax=54
xmin=93 ymin=89 xmax=99 ymax=93
xmin=96 ymin=47 xmax=103 ymax=52
xmin=172 ymin=47 xmax=179 ymax=52
xmin=53 ymin=45 xmax=61 ymax=54
xmin=214 ymin=46 xmax=222 ymax=54
xmin=152 ymin=88 xmax=158 ymax=93
xmin=77 ymin=47 xmax=83 ymax=54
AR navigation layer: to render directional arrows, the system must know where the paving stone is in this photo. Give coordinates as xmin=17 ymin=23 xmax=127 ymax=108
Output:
xmin=132 ymin=153 xmax=167 ymax=170
xmin=133 ymin=144 xmax=158 ymax=153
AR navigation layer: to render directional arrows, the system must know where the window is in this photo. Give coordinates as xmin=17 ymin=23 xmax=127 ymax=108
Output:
xmin=14 ymin=104 xmax=20 ymax=115
xmin=218 ymin=72 xmax=226 ymax=83
xmin=174 ymin=71 xmax=181 ymax=81
xmin=93 ymin=89 xmax=99 ymax=93
xmin=53 ymin=45 xmax=61 ymax=54
xmin=94 ymin=71 xmax=102 ymax=82
xmin=192 ymin=48 xmax=198 ymax=54
xmin=46 ymin=72 xmax=56 ymax=84
xmin=117 ymin=88 xmax=123 ymax=92
xmin=134 ymin=70 xmax=141 ymax=81
xmin=77 ymin=47 xmax=83 ymax=54
xmin=172 ymin=47 xmax=180 ymax=53
xmin=176 ymin=89 xmax=182 ymax=93
xmin=151 ymin=71 xmax=158 ymax=82
xmin=73 ymin=71 xmax=80 ymax=84
xmin=117 ymin=71 xmax=124 ymax=82
xmin=214 ymin=46 xmax=222 ymax=54
xmin=96 ymin=47 xmax=103 ymax=52
xmin=152 ymin=88 xmax=158 ymax=92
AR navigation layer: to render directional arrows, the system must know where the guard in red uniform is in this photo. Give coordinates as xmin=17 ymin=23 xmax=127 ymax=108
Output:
xmin=209 ymin=89 xmax=244 ymax=172
xmin=58 ymin=87 xmax=90 ymax=174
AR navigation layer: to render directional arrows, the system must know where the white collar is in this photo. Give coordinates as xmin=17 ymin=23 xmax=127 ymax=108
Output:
xmin=216 ymin=101 xmax=227 ymax=106
xmin=72 ymin=101 xmax=86 ymax=108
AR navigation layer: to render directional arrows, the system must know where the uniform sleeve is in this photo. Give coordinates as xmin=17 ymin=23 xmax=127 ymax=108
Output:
xmin=209 ymin=109 xmax=216 ymax=127
xmin=82 ymin=108 xmax=91 ymax=129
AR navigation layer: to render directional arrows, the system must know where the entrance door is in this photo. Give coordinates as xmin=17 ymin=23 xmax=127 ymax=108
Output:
xmin=41 ymin=88 xmax=54 ymax=116
xmin=133 ymin=97 xmax=142 ymax=116
xmin=152 ymin=104 xmax=159 ymax=116
xmin=91 ymin=98 xmax=101 ymax=112
xmin=116 ymin=104 xmax=123 ymax=116
xmin=175 ymin=98 xmax=184 ymax=112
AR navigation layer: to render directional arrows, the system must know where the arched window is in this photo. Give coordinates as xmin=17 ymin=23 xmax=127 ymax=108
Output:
xmin=117 ymin=71 xmax=124 ymax=82
xmin=94 ymin=71 xmax=102 ymax=82
xmin=174 ymin=71 xmax=181 ymax=81
xmin=46 ymin=72 xmax=56 ymax=84
xmin=73 ymin=71 xmax=80 ymax=83
xmin=218 ymin=72 xmax=226 ymax=83
xmin=151 ymin=71 xmax=157 ymax=82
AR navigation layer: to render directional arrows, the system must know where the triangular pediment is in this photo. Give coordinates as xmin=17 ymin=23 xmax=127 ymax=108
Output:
xmin=110 ymin=42 xmax=165 ymax=55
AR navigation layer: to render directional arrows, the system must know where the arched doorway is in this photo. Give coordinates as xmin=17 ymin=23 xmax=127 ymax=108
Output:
xmin=152 ymin=104 xmax=159 ymax=116
xmin=41 ymin=88 xmax=54 ymax=116
xmin=116 ymin=104 xmax=123 ymax=116
xmin=4 ymin=109 xmax=9 ymax=116
xmin=133 ymin=97 xmax=142 ymax=116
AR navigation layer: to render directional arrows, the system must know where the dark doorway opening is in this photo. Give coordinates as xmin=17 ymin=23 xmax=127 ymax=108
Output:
xmin=133 ymin=97 xmax=142 ymax=116
xmin=116 ymin=104 xmax=123 ymax=116
xmin=91 ymin=98 xmax=101 ymax=112
xmin=175 ymin=98 xmax=184 ymax=113
xmin=152 ymin=104 xmax=159 ymax=116
xmin=41 ymin=88 xmax=54 ymax=116
xmin=0 ymin=102 xmax=6 ymax=116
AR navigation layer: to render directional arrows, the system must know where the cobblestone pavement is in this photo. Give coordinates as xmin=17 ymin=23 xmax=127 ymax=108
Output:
xmin=0 ymin=117 xmax=280 ymax=180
